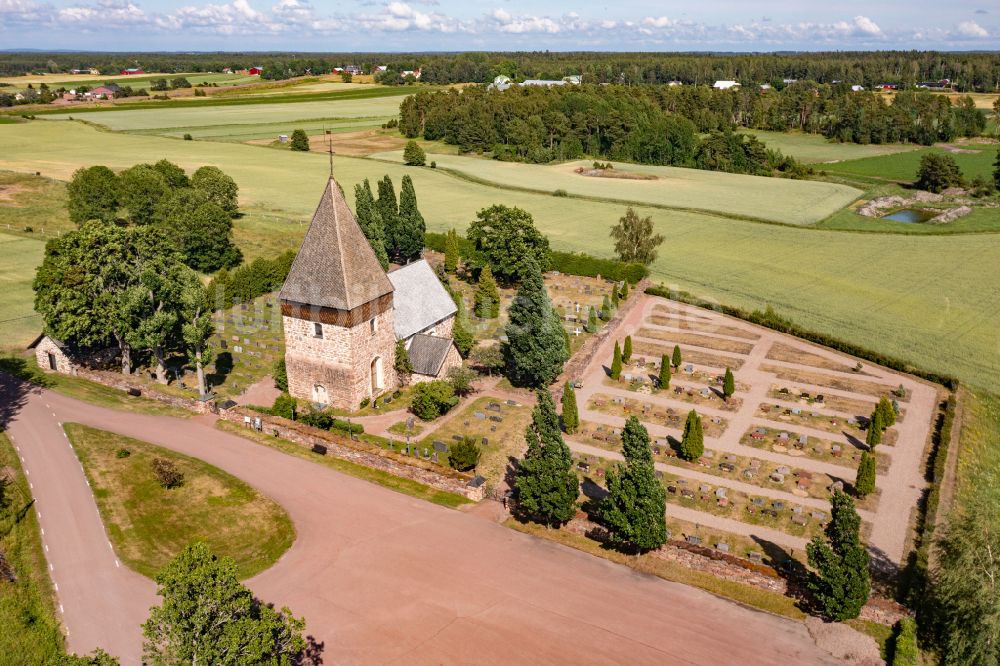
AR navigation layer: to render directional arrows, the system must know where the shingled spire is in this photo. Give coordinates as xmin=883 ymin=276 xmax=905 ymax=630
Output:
xmin=279 ymin=177 xmax=393 ymax=312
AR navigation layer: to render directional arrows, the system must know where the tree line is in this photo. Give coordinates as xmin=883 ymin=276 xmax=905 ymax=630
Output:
xmin=4 ymin=51 xmax=999 ymax=91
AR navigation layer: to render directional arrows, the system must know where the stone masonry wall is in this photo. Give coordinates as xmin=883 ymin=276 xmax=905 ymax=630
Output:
xmin=33 ymin=338 xmax=76 ymax=375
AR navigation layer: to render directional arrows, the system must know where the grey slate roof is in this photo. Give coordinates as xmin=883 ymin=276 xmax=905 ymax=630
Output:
xmin=387 ymin=259 xmax=457 ymax=340
xmin=279 ymin=178 xmax=393 ymax=311
xmin=408 ymin=334 xmax=454 ymax=376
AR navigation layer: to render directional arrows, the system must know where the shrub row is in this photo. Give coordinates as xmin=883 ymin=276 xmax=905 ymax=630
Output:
xmin=246 ymin=396 xmax=365 ymax=435
xmin=892 ymin=617 xmax=919 ymax=666
xmin=645 ymin=285 xmax=959 ymax=389
xmin=426 ymin=231 xmax=648 ymax=284
xmin=207 ymin=250 xmax=296 ymax=310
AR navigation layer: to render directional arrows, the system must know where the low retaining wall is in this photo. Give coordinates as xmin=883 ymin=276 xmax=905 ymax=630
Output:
xmin=217 ymin=407 xmax=480 ymax=500
xmin=74 ymin=368 xmax=215 ymax=414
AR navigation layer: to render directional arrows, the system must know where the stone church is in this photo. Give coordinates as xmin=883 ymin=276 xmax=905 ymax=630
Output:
xmin=279 ymin=177 xmax=461 ymax=410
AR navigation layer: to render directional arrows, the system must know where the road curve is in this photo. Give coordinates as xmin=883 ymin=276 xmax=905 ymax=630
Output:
xmin=3 ymin=374 xmax=841 ymax=665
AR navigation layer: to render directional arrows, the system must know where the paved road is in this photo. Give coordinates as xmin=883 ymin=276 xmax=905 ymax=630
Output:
xmin=2 ymin=374 xmax=841 ymax=665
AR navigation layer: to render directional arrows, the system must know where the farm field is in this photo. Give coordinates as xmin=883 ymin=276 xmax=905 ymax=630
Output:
xmin=740 ymin=130 xmax=920 ymax=164
xmin=44 ymin=94 xmax=406 ymax=133
xmin=0 ymin=121 xmax=999 ymax=391
xmin=822 ymin=145 xmax=1000 ymax=181
xmin=818 ymin=205 xmax=1000 ymax=234
xmin=0 ymin=232 xmax=46 ymax=349
xmin=0 ymin=71 xmax=260 ymax=90
xmin=371 ymin=152 xmax=862 ymax=225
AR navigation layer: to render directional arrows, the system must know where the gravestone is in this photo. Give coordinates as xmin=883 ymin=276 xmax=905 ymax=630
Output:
xmin=433 ymin=440 xmax=448 ymax=453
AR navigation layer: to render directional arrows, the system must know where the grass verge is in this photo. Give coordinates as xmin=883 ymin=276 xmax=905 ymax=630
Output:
xmin=504 ymin=517 xmax=806 ymax=620
xmin=216 ymin=419 xmax=471 ymax=510
xmin=0 ymin=431 xmax=64 ymax=662
xmin=65 ymin=423 xmax=295 ymax=579
xmin=0 ymin=356 xmax=191 ymax=418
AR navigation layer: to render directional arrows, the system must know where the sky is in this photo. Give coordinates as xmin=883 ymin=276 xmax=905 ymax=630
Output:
xmin=0 ymin=0 xmax=997 ymax=51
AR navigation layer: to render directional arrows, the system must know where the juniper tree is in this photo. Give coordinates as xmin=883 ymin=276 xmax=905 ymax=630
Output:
xmin=600 ymin=295 xmax=613 ymax=321
xmin=474 ymin=264 xmax=501 ymax=318
xmin=503 ymin=256 xmax=569 ymax=387
xmin=875 ymin=396 xmax=896 ymax=429
xmin=396 ymin=175 xmax=425 ymax=262
xmin=672 ymin=344 xmax=682 ymax=368
xmin=444 ymin=228 xmax=460 ymax=272
xmin=806 ymin=491 xmax=870 ymax=621
xmin=620 ymin=281 xmax=629 ymax=299
xmin=610 ymin=341 xmax=623 ymax=380
xmin=611 ymin=285 xmax=620 ymax=309
xmin=623 ymin=335 xmax=633 ymax=363
xmin=679 ymin=409 xmax=704 ymax=461
xmin=514 ymin=390 xmax=578 ymax=526
xmin=586 ymin=306 xmax=599 ymax=333
xmin=866 ymin=409 xmax=883 ymax=450
xmin=723 ymin=367 xmax=735 ymax=402
xmin=658 ymin=354 xmax=671 ymax=390
xmin=354 ymin=179 xmax=389 ymax=270
xmin=561 ymin=381 xmax=579 ymax=434
xmin=289 ymin=129 xmax=310 ymax=151
xmin=376 ymin=175 xmax=400 ymax=259
xmin=854 ymin=452 xmax=876 ymax=498
xmin=394 ymin=339 xmax=413 ymax=382
xmin=602 ymin=416 xmax=667 ymax=552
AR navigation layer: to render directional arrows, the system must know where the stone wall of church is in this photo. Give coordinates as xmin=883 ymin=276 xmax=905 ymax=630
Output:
xmin=283 ymin=306 xmax=398 ymax=410
xmin=406 ymin=314 xmax=455 ymax=346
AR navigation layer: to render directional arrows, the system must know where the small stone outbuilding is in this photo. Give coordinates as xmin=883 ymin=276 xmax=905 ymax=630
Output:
xmin=28 ymin=334 xmax=77 ymax=375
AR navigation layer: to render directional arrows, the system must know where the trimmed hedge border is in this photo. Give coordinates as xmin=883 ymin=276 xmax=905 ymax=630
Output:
xmin=425 ymin=231 xmax=648 ymax=284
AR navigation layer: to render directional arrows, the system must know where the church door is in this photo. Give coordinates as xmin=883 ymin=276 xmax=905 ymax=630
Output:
xmin=312 ymin=384 xmax=328 ymax=406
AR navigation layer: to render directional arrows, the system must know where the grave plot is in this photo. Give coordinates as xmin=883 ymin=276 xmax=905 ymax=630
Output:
xmin=602 ymin=374 xmax=744 ymax=411
xmin=740 ymin=425 xmax=889 ymax=472
xmin=754 ymin=401 xmax=901 ymax=446
xmin=586 ymin=396 xmax=729 ymax=438
xmin=205 ymin=293 xmax=285 ymax=399
xmin=665 ymin=516 xmax=785 ymax=566
xmin=647 ymin=304 xmax=716 ymax=323
xmin=415 ymin=396 xmax=532 ymax=485
xmin=632 ymin=339 xmax=746 ymax=370
xmin=768 ymin=386 xmax=905 ymax=423
xmin=765 ymin=341 xmax=872 ymax=375
xmin=572 ymin=424 xmax=839 ymax=502
xmin=647 ymin=310 xmax=762 ymax=341
xmin=387 ymin=420 xmax=425 ymax=437
xmin=760 ymin=363 xmax=909 ymax=402
xmin=636 ymin=328 xmax=756 ymax=356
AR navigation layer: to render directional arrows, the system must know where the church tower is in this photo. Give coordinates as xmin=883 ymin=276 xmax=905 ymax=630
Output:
xmin=279 ymin=178 xmax=398 ymax=410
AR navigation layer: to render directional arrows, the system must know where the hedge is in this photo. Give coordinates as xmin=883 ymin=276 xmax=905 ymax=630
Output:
xmin=246 ymin=402 xmax=365 ymax=435
xmin=425 ymin=231 xmax=648 ymax=284
xmin=892 ymin=618 xmax=919 ymax=666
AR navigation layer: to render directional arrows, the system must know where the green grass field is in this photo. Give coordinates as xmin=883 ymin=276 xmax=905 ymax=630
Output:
xmin=65 ymin=423 xmax=295 ymax=579
xmin=0 ymin=431 xmax=65 ymax=664
xmin=371 ymin=152 xmax=861 ymax=225
xmin=0 ymin=71 xmax=260 ymax=91
xmin=822 ymin=146 xmax=999 ymax=181
xmin=1 ymin=120 xmax=999 ymax=392
xmin=0 ymin=233 xmax=46 ymax=349
xmin=741 ymin=130 xmax=920 ymax=164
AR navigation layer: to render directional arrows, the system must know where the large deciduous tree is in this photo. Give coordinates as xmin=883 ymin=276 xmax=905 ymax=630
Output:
xmin=155 ymin=189 xmax=242 ymax=272
xmin=514 ymin=390 xmax=578 ymax=526
xmin=181 ymin=281 xmax=214 ymax=397
xmin=467 ymin=205 xmax=550 ymax=283
xmin=66 ymin=165 xmax=119 ymax=224
xmin=602 ymin=416 xmax=667 ymax=552
xmin=806 ymin=491 xmax=870 ymax=621
xmin=119 ymin=164 xmax=170 ymax=225
xmin=142 ymin=542 xmax=306 ymax=666
xmin=503 ymin=256 xmax=568 ymax=387
xmin=191 ymin=166 xmax=239 ymax=217
xmin=609 ymin=207 xmax=664 ymax=266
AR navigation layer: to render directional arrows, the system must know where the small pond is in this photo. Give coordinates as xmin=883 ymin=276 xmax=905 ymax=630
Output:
xmin=882 ymin=208 xmax=937 ymax=224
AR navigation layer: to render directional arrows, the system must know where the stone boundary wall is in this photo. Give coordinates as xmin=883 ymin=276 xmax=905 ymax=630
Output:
xmin=48 ymin=367 xmax=480 ymax=500
xmin=216 ymin=406 xmax=480 ymax=500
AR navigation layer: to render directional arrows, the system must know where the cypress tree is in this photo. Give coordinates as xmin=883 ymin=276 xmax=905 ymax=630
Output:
xmin=866 ymin=409 xmax=883 ymax=450
xmin=671 ymin=344 xmax=682 ymax=368
xmin=444 ymin=228 xmax=459 ymax=272
xmin=620 ymin=281 xmax=629 ymax=299
xmin=611 ymin=285 xmax=620 ymax=308
xmin=376 ymin=175 xmax=400 ymax=259
xmin=854 ymin=452 xmax=876 ymax=498
xmin=723 ymin=367 xmax=735 ymax=402
xmin=561 ymin=382 xmax=579 ymax=434
xmin=586 ymin=306 xmax=599 ymax=333
xmin=514 ymin=390 xmax=578 ymax=526
xmin=658 ymin=354 xmax=671 ymax=390
xmin=503 ymin=256 xmax=569 ymax=387
xmin=806 ymin=491 xmax=870 ymax=621
xmin=474 ymin=264 xmax=501 ymax=318
xmin=354 ymin=179 xmax=389 ymax=270
xmin=623 ymin=335 xmax=633 ymax=363
xmin=396 ymin=175 xmax=425 ymax=262
xmin=602 ymin=416 xmax=667 ymax=552
xmin=679 ymin=409 xmax=704 ymax=461
xmin=600 ymin=295 xmax=612 ymax=321
xmin=611 ymin=341 xmax=623 ymax=380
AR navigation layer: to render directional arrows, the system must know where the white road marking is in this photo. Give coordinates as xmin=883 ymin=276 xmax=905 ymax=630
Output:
xmin=44 ymin=544 xmax=48 ymax=552
xmin=49 ymin=563 xmax=54 ymax=571
xmin=59 ymin=604 xmax=64 ymax=613
xmin=54 ymin=582 xmax=58 ymax=591
xmin=29 ymin=482 xmax=33 ymax=490
xmin=115 ymin=559 xmax=120 ymax=568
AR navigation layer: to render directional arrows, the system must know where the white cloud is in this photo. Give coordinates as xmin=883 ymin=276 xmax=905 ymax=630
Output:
xmin=956 ymin=20 xmax=988 ymax=37
xmin=851 ymin=15 xmax=882 ymax=36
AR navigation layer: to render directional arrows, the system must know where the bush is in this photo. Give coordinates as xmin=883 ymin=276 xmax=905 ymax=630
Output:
xmin=183 ymin=133 xmax=193 ymax=141
xmin=892 ymin=617 xmax=918 ymax=666
xmin=297 ymin=411 xmax=364 ymax=434
xmin=116 ymin=448 xmax=131 ymax=459
xmin=410 ymin=380 xmax=459 ymax=421
xmin=289 ymin=129 xmax=310 ymax=152
xmin=403 ymin=140 xmax=426 ymax=166
xmin=272 ymin=358 xmax=288 ymax=392
xmin=271 ymin=393 xmax=296 ymax=420
xmin=151 ymin=458 xmax=184 ymax=489
xmin=447 ymin=436 xmax=481 ymax=472
xmin=553 ymin=189 xmax=568 ymax=197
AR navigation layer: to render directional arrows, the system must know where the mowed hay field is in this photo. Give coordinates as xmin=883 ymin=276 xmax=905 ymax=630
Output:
xmin=740 ymin=130 xmax=920 ymax=164
xmin=0 ymin=232 xmax=45 ymax=349
xmin=0 ymin=120 xmax=999 ymax=391
xmin=822 ymin=145 xmax=1000 ymax=181
xmin=0 ymin=71 xmax=260 ymax=91
xmin=371 ymin=152 xmax=861 ymax=225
